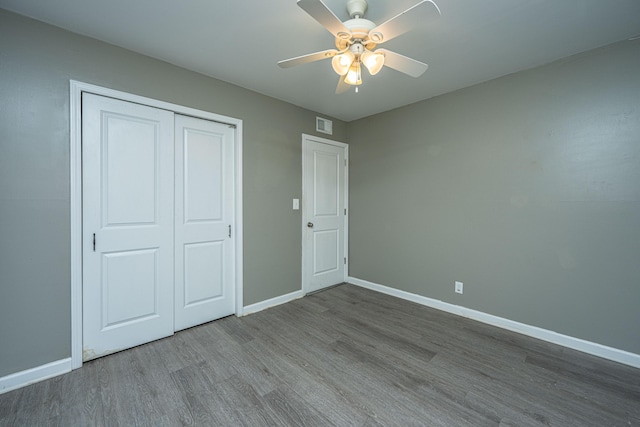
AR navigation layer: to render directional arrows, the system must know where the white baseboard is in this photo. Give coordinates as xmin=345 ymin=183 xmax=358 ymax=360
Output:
xmin=242 ymin=290 xmax=304 ymax=316
xmin=0 ymin=358 xmax=72 ymax=395
xmin=348 ymin=276 xmax=640 ymax=369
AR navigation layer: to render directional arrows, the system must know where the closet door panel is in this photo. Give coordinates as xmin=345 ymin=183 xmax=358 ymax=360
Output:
xmin=174 ymin=115 xmax=235 ymax=331
xmin=82 ymin=93 xmax=175 ymax=360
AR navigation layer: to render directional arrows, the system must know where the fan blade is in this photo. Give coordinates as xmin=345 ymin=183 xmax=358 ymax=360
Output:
xmin=336 ymin=76 xmax=351 ymax=94
xmin=369 ymin=1 xmax=440 ymax=44
xmin=278 ymin=49 xmax=339 ymax=68
xmin=377 ymin=49 xmax=428 ymax=77
xmin=297 ymin=0 xmax=351 ymax=39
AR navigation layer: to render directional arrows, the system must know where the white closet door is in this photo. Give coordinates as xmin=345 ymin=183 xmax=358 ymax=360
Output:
xmin=174 ymin=115 xmax=235 ymax=331
xmin=82 ymin=93 xmax=175 ymax=361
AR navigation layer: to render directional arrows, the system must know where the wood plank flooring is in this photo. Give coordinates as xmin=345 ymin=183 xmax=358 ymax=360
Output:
xmin=1 ymin=283 xmax=639 ymax=426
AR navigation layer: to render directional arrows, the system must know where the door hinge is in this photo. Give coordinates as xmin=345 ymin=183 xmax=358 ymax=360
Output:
xmin=344 ymin=208 xmax=347 ymax=215
xmin=228 ymin=225 xmax=232 ymax=238
xmin=93 ymin=233 xmax=96 ymax=252
xmin=344 ymin=257 xmax=347 ymax=265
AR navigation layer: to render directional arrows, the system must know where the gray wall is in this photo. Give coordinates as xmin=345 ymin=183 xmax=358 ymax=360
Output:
xmin=348 ymin=40 xmax=640 ymax=354
xmin=0 ymin=9 xmax=347 ymax=377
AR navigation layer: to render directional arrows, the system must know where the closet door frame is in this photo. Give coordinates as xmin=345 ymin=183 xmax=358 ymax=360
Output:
xmin=69 ymin=80 xmax=244 ymax=369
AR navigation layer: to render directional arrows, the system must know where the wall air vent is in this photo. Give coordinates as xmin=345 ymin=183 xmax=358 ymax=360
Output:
xmin=316 ymin=117 xmax=333 ymax=135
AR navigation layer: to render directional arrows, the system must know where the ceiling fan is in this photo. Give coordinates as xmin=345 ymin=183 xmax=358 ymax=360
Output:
xmin=278 ymin=0 xmax=441 ymax=93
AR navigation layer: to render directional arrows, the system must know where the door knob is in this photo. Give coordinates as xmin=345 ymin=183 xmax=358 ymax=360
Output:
xmin=307 ymin=222 xmax=314 ymax=228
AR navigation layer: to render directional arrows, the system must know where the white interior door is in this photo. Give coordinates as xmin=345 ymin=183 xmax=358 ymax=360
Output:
xmin=302 ymin=135 xmax=348 ymax=294
xmin=174 ymin=115 xmax=235 ymax=331
xmin=82 ymin=93 xmax=175 ymax=361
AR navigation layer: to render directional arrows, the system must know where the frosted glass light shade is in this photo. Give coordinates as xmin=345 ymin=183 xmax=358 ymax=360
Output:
xmin=331 ymin=51 xmax=355 ymax=75
xmin=344 ymin=62 xmax=362 ymax=85
xmin=362 ymin=50 xmax=384 ymax=75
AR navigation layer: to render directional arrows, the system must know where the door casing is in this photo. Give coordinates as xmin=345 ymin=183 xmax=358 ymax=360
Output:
xmin=70 ymin=80 xmax=244 ymax=369
xmin=301 ymin=133 xmax=349 ymax=294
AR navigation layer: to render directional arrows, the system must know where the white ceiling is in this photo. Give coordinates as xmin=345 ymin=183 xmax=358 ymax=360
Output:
xmin=1 ymin=0 xmax=639 ymax=121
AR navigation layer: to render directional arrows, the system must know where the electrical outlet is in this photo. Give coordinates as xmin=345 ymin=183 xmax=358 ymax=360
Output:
xmin=455 ymin=281 xmax=463 ymax=294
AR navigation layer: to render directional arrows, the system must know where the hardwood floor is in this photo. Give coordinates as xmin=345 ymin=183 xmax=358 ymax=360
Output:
xmin=1 ymin=284 xmax=639 ymax=426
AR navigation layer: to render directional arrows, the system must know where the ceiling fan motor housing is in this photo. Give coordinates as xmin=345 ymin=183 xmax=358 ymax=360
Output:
xmin=335 ymin=17 xmax=377 ymax=50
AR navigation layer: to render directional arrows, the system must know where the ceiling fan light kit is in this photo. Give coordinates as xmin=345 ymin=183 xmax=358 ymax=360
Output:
xmin=361 ymin=50 xmax=384 ymax=75
xmin=278 ymin=0 xmax=440 ymax=93
xmin=345 ymin=61 xmax=362 ymax=86
xmin=331 ymin=50 xmax=355 ymax=75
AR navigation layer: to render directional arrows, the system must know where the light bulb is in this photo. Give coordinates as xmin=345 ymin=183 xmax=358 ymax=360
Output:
xmin=361 ymin=50 xmax=384 ymax=75
xmin=331 ymin=51 xmax=354 ymax=76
